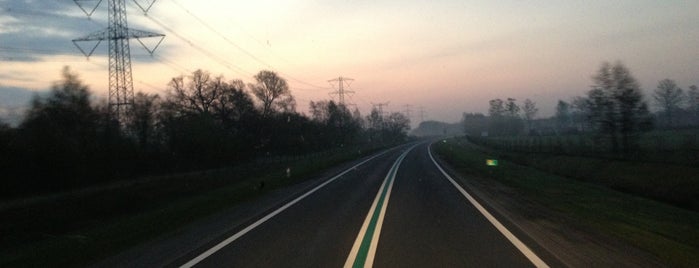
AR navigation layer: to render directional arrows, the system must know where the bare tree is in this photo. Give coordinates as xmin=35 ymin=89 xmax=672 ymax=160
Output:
xmin=249 ymin=70 xmax=294 ymax=116
xmin=165 ymin=69 xmax=221 ymax=116
xmin=653 ymin=79 xmax=684 ymax=127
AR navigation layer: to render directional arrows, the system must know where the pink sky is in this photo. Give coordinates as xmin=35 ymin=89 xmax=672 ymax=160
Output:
xmin=2 ymin=1 xmax=699 ymax=124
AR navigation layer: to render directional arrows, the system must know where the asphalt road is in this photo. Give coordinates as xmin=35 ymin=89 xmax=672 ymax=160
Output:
xmin=177 ymin=142 xmax=549 ymax=267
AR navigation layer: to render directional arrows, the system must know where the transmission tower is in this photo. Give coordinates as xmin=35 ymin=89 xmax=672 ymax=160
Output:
xmin=72 ymin=0 xmax=165 ymax=123
xmin=372 ymin=102 xmax=390 ymax=117
xmin=418 ymin=106 xmax=427 ymax=122
xmin=403 ymin=104 xmax=412 ymax=119
xmin=328 ymin=76 xmax=354 ymax=106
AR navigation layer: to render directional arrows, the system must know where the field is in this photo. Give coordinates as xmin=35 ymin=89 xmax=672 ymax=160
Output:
xmin=466 ymin=130 xmax=699 ymax=210
xmin=0 ymin=144 xmax=387 ymax=267
xmin=469 ymin=129 xmax=699 ymax=166
xmin=433 ymin=137 xmax=699 ymax=267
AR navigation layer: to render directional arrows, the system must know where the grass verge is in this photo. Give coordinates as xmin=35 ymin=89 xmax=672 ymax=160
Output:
xmin=433 ymin=137 xmax=699 ymax=267
xmin=0 ymin=145 xmax=387 ymax=267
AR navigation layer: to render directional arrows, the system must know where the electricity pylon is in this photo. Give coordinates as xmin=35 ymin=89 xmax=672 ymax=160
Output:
xmin=328 ymin=76 xmax=354 ymax=106
xmin=372 ymin=102 xmax=390 ymax=117
xmin=404 ymin=104 xmax=412 ymax=119
xmin=72 ymin=0 xmax=165 ymax=123
xmin=418 ymin=106 xmax=427 ymax=122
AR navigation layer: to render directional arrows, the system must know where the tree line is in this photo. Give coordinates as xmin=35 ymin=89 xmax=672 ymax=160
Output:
xmin=0 ymin=67 xmax=410 ymax=198
xmin=463 ymin=61 xmax=699 ymax=154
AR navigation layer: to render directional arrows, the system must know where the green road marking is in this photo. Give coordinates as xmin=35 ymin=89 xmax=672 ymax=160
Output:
xmin=352 ymin=165 xmax=397 ymax=268
xmin=344 ymin=144 xmax=419 ymax=268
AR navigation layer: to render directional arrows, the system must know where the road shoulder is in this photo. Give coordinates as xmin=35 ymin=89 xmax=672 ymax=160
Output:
xmin=429 ymin=142 xmax=666 ymax=267
xmin=92 ymin=147 xmax=401 ymax=268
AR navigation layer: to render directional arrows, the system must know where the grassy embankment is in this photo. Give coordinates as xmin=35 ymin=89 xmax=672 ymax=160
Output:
xmin=468 ymin=129 xmax=699 ymax=210
xmin=434 ymin=137 xmax=699 ymax=267
xmin=0 ymin=145 xmax=388 ymax=267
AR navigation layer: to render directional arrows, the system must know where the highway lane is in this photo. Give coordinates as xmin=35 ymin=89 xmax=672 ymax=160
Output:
xmin=178 ymin=141 xmax=549 ymax=267
xmin=373 ymin=143 xmax=540 ymax=267
xmin=181 ymin=145 xmax=415 ymax=267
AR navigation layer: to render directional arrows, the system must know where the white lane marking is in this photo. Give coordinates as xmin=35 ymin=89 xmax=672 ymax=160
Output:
xmin=344 ymin=145 xmax=416 ymax=268
xmin=180 ymin=148 xmax=394 ymax=268
xmin=428 ymin=144 xmax=550 ymax=268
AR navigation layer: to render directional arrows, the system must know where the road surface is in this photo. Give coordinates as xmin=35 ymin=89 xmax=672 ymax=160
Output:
xmin=174 ymin=141 xmax=550 ymax=267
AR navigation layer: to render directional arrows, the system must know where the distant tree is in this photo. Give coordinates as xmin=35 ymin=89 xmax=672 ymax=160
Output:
xmin=384 ymin=112 xmax=410 ymax=141
xmin=487 ymin=99 xmax=505 ymax=135
xmin=352 ymin=107 xmax=365 ymax=130
xmin=213 ymin=79 xmax=257 ymax=129
xmin=487 ymin=98 xmax=523 ymax=136
xmin=687 ymin=85 xmax=699 ymax=122
xmin=19 ymin=66 xmax=101 ymax=189
xmin=653 ymin=79 xmax=684 ymax=127
xmin=522 ymin=99 xmax=538 ymax=132
xmin=505 ymin=98 xmax=520 ymax=117
xmin=365 ymin=108 xmax=384 ymax=142
xmin=249 ymin=70 xmax=295 ymax=116
xmin=366 ymin=108 xmax=383 ymax=131
xmin=587 ymin=61 xmax=652 ymax=153
xmin=488 ymin=98 xmax=505 ymax=117
xmin=161 ymin=70 xmax=259 ymax=164
xmin=461 ymin=112 xmax=488 ymax=136
xmin=570 ymin=96 xmax=590 ymax=132
xmin=555 ymin=100 xmax=571 ymax=133
xmin=309 ymin=100 xmax=330 ymax=122
xmin=127 ymin=92 xmax=160 ymax=150
xmin=309 ymin=100 xmax=362 ymax=146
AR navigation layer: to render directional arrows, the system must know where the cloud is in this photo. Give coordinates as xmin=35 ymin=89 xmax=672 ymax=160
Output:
xmin=0 ymin=86 xmax=45 ymax=107
xmin=1 ymin=1 xmax=101 ymax=59
xmin=0 ymin=0 xmax=163 ymax=62
xmin=0 ymin=70 xmax=42 ymax=84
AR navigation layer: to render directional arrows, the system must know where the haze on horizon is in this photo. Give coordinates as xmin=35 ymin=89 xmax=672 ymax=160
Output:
xmin=2 ymin=0 xmax=698 ymax=123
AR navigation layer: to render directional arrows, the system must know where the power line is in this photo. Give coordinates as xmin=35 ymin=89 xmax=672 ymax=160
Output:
xmin=169 ymin=0 xmax=329 ymax=90
xmin=222 ymin=14 xmax=295 ymax=67
xmin=144 ymin=15 xmax=254 ymax=77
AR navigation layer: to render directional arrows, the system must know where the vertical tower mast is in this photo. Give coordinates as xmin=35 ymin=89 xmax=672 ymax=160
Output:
xmin=73 ymin=0 xmax=165 ymax=123
xmin=109 ymin=0 xmax=134 ymax=120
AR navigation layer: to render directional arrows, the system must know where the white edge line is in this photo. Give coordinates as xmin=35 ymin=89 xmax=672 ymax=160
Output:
xmin=427 ymin=143 xmax=550 ymax=268
xmin=180 ymin=149 xmax=393 ymax=268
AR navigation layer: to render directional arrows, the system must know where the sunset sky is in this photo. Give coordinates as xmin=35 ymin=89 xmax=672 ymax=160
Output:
xmin=2 ymin=0 xmax=699 ymax=124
